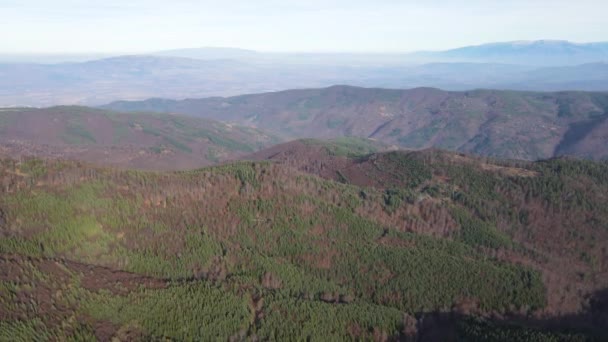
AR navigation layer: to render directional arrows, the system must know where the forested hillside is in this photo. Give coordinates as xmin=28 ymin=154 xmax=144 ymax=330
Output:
xmin=0 ymin=106 xmax=277 ymax=170
xmin=104 ymin=86 xmax=608 ymax=161
xmin=1 ymin=147 xmax=606 ymax=340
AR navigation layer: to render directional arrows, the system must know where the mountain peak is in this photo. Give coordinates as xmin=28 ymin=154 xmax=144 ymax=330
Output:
xmin=425 ymin=40 xmax=608 ymax=65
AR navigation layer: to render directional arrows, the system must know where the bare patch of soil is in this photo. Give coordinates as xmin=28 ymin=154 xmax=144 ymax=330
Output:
xmin=63 ymin=259 xmax=167 ymax=294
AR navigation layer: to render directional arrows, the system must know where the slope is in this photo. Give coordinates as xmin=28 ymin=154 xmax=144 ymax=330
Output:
xmin=104 ymin=85 xmax=608 ymax=160
xmin=0 ymin=149 xmax=607 ymax=340
xmin=0 ymin=106 xmax=277 ymax=170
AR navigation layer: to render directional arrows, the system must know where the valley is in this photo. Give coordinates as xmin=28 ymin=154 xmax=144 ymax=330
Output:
xmin=2 ymin=41 xmax=608 ymax=108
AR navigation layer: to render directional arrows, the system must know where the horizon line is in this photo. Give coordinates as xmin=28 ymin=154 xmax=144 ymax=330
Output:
xmin=2 ymin=39 xmax=608 ymax=56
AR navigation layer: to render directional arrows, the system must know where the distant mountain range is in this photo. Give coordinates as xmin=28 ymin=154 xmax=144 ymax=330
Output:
xmin=155 ymin=47 xmax=259 ymax=60
xmin=410 ymin=40 xmax=608 ymax=66
xmin=0 ymin=40 xmax=607 ymax=107
xmin=103 ymin=85 xmax=608 ymax=161
xmin=154 ymin=41 xmax=608 ymax=66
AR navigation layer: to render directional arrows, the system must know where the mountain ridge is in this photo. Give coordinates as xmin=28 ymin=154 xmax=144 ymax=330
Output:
xmin=411 ymin=40 xmax=608 ymax=65
xmin=103 ymin=85 xmax=608 ymax=161
xmin=0 ymin=106 xmax=278 ymax=169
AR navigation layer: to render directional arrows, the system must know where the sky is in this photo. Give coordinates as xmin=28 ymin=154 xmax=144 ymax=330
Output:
xmin=1 ymin=0 xmax=607 ymax=54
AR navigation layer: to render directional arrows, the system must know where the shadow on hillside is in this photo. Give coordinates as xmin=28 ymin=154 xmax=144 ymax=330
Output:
xmin=413 ymin=288 xmax=608 ymax=341
xmin=553 ymin=115 xmax=608 ymax=157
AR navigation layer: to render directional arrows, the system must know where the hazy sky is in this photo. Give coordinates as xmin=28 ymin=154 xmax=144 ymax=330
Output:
xmin=1 ymin=0 xmax=607 ymax=54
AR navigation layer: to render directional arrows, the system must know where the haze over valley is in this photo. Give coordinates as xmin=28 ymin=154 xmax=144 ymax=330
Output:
xmin=1 ymin=40 xmax=608 ymax=107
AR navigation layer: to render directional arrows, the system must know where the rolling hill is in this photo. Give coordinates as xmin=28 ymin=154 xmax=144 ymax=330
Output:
xmin=0 ymin=147 xmax=607 ymax=340
xmin=0 ymin=106 xmax=277 ymax=170
xmin=104 ymin=85 xmax=608 ymax=161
